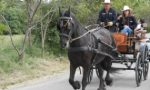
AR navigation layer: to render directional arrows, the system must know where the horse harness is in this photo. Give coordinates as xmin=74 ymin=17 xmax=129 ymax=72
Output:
xmin=59 ymin=17 xmax=115 ymax=62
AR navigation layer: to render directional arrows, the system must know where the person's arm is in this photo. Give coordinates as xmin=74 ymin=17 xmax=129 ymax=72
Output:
xmin=130 ymin=16 xmax=137 ymax=30
xmin=107 ymin=9 xmax=117 ymax=26
xmin=112 ymin=10 xmax=117 ymax=25
xmin=97 ymin=10 xmax=102 ymax=24
xmin=117 ymin=17 xmax=124 ymax=31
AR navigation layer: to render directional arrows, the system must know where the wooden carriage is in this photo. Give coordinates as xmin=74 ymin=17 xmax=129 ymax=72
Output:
xmin=112 ymin=32 xmax=150 ymax=87
xmin=112 ymin=33 xmax=136 ymax=53
xmin=112 ymin=32 xmax=149 ymax=54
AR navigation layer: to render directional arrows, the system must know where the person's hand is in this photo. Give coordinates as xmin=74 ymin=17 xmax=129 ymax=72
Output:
xmin=142 ymin=30 xmax=147 ymax=33
xmin=116 ymin=23 xmax=119 ymax=26
xmin=107 ymin=22 xmax=113 ymax=26
xmin=143 ymin=23 xmax=148 ymax=28
xmin=117 ymin=15 xmax=122 ymax=20
xmin=100 ymin=22 xmax=104 ymax=26
xmin=124 ymin=25 xmax=129 ymax=28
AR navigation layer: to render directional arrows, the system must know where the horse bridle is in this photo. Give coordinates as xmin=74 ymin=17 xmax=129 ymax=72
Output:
xmin=59 ymin=16 xmax=74 ymax=43
xmin=59 ymin=17 xmax=99 ymax=44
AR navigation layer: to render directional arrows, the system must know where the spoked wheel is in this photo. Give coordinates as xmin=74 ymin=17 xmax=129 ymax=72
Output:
xmin=143 ymin=46 xmax=149 ymax=80
xmin=143 ymin=62 xmax=149 ymax=80
xmin=87 ymin=67 xmax=93 ymax=84
xmin=135 ymin=52 xmax=143 ymax=87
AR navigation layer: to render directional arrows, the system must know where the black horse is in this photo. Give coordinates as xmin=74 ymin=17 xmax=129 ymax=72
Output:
xmin=57 ymin=7 xmax=116 ymax=90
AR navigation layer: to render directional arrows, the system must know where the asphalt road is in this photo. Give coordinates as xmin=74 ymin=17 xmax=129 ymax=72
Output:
xmin=9 ymin=34 xmax=150 ymax=90
xmin=9 ymin=64 xmax=150 ymax=90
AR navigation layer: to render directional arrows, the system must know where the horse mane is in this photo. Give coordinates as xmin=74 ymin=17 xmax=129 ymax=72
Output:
xmin=70 ymin=13 xmax=100 ymax=31
xmin=70 ymin=13 xmax=88 ymax=31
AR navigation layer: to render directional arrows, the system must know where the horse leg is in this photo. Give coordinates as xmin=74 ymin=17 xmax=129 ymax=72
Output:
xmin=82 ymin=67 xmax=90 ymax=90
xmin=69 ymin=65 xmax=80 ymax=90
xmin=97 ymin=64 xmax=106 ymax=90
xmin=104 ymin=58 xmax=113 ymax=86
xmin=105 ymin=70 xmax=113 ymax=86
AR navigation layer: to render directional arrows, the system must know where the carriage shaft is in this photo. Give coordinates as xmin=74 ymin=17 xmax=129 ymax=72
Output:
xmin=111 ymin=67 xmax=135 ymax=70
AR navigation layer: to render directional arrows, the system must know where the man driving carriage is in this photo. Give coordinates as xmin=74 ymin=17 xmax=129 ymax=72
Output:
xmin=97 ymin=0 xmax=117 ymax=33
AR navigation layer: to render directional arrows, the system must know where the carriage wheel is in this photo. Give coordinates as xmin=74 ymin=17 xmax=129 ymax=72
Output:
xmin=87 ymin=68 xmax=93 ymax=84
xmin=143 ymin=62 xmax=149 ymax=80
xmin=135 ymin=52 xmax=143 ymax=87
xmin=143 ymin=46 xmax=149 ymax=80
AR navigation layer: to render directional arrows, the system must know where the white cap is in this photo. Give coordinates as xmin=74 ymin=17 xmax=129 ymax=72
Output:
xmin=122 ymin=5 xmax=130 ymax=11
xmin=103 ymin=0 xmax=111 ymax=4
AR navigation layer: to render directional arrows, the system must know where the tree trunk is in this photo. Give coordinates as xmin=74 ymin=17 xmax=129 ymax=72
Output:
xmin=42 ymin=36 xmax=45 ymax=57
xmin=28 ymin=19 xmax=32 ymax=48
xmin=18 ymin=52 xmax=24 ymax=64
xmin=41 ymin=21 xmax=45 ymax=57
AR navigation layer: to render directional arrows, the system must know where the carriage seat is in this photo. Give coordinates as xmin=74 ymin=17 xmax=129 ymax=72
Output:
xmin=113 ymin=33 xmax=134 ymax=53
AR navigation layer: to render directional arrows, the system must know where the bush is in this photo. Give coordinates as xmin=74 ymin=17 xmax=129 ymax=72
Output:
xmin=2 ymin=7 xmax=26 ymax=34
xmin=0 ymin=23 xmax=7 ymax=35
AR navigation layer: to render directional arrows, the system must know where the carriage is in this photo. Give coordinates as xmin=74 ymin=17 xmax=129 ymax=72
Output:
xmin=86 ymin=24 xmax=150 ymax=87
xmin=57 ymin=8 xmax=150 ymax=90
xmin=112 ymin=32 xmax=149 ymax=86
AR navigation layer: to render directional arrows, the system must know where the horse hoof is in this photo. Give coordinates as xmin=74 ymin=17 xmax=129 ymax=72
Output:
xmin=74 ymin=81 xmax=81 ymax=89
xmin=105 ymin=78 xmax=113 ymax=86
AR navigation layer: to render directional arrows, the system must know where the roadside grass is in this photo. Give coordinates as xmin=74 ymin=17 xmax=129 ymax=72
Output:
xmin=148 ymin=27 xmax=150 ymax=33
xmin=0 ymin=35 xmax=68 ymax=89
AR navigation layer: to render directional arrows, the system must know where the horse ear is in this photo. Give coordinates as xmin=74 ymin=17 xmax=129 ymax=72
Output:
xmin=68 ymin=6 xmax=71 ymax=16
xmin=59 ymin=7 xmax=62 ymax=16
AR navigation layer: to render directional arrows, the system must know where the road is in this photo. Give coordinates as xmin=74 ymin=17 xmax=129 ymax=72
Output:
xmin=9 ymin=64 xmax=150 ymax=90
xmin=9 ymin=34 xmax=150 ymax=90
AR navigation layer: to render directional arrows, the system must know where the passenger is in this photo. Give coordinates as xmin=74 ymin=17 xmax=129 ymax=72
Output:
xmin=135 ymin=19 xmax=147 ymax=39
xmin=97 ymin=0 xmax=117 ymax=33
xmin=117 ymin=5 xmax=137 ymax=35
xmin=134 ymin=19 xmax=149 ymax=51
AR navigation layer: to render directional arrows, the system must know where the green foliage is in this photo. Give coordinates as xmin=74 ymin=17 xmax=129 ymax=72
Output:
xmin=0 ymin=0 xmax=7 ymax=12
xmin=0 ymin=35 xmax=42 ymax=73
xmin=0 ymin=23 xmax=7 ymax=34
xmin=25 ymin=43 xmax=42 ymax=57
xmin=3 ymin=7 xmax=26 ymax=34
xmin=0 ymin=35 xmax=22 ymax=73
xmin=0 ymin=0 xmax=26 ymax=34
xmin=75 ymin=2 xmax=91 ymax=24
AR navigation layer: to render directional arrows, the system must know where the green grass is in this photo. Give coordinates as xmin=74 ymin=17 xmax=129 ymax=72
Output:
xmin=0 ymin=35 xmax=22 ymax=73
xmin=0 ymin=35 xmax=68 ymax=89
xmin=147 ymin=26 xmax=150 ymax=33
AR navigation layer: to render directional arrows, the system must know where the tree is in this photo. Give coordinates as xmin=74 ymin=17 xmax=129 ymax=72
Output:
xmin=25 ymin=0 xmax=42 ymax=48
xmin=0 ymin=0 xmax=42 ymax=62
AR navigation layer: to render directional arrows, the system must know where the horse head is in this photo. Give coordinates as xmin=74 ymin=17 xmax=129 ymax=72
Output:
xmin=57 ymin=7 xmax=75 ymax=48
